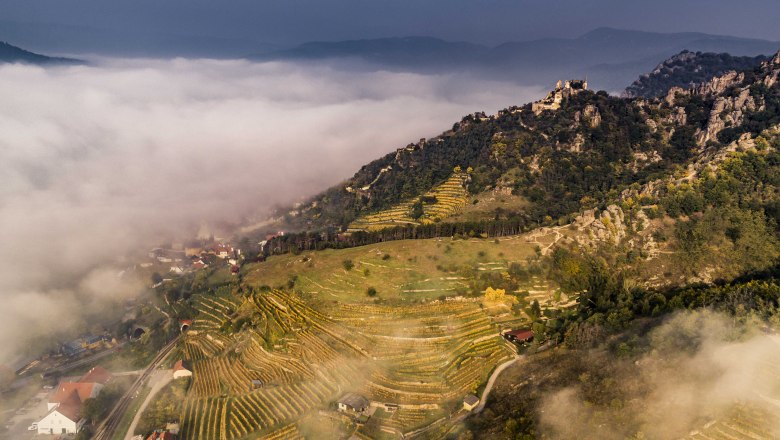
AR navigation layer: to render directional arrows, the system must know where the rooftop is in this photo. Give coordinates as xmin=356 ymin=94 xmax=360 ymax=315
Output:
xmin=464 ymin=394 xmax=480 ymax=405
xmin=79 ymin=365 xmax=112 ymax=384
xmin=338 ymin=392 xmax=369 ymax=410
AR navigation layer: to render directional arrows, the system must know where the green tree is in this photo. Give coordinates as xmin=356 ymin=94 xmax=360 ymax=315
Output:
xmin=530 ymin=300 xmax=541 ymax=319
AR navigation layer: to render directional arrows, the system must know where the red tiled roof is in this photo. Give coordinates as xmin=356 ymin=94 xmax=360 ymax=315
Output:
xmin=79 ymin=365 xmax=112 ymax=384
xmin=55 ymin=390 xmax=83 ymax=422
xmin=173 ymin=360 xmax=191 ymax=373
xmin=504 ymin=329 xmax=534 ymax=340
xmin=51 ymin=382 xmax=95 ymax=404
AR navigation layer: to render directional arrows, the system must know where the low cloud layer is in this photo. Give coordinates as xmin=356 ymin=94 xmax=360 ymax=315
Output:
xmin=0 ymin=58 xmax=544 ymax=365
xmin=539 ymin=311 xmax=780 ymax=439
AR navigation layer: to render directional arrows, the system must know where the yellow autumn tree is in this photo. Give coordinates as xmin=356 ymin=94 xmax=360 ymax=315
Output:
xmin=484 ymin=287 xmax=506 ymax=301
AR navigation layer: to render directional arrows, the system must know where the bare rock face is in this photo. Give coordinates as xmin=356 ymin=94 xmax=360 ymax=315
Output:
xmin=573 ymin=209 xmax=597 ymax=229
xmin=566 ymin=133 xmax=585 ymax=153
xmin=697 ymin=87 xmax=756 ymax=145
xmin=492 ymin=186 xmax=512 ymax=196
xmin=664 ymin=86 xmax=687 ymax=106
xmin=574 ymin=205 xmax=627 ymax=245
xmin=645 ymin=118 xmax=658 ymax=134
xmin=630 ymin=151 xmax=662 ymax=172
xmin=765 ymin=57 xmax=780 ymax=88
xmin=597 ymin=205 xmax=627 ymax=244
xmin=670 ymin=107 xmax=687 ymax=126
xmin=582 ymin=104 xmax=602 ymax=128
xmin=696 ymin=70 xmax=744 ymax=96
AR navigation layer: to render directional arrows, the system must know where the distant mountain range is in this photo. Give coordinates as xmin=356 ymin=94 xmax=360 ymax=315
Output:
xmin=253 ymin=28 xmax=780 ymax=91
xmin=2 ymin=26 xmax=778 ymax=92
xmin=0 ymin=41 xmax=79 ymax=64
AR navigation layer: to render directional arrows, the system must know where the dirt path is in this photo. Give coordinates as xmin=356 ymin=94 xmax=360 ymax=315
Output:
xmin=123 ymin=369 xmax=173 ymax=440
xmin=474 ymin=355 xmax=523 ymax=413
xmin=525 ymin=227 xmax=565 ymax=255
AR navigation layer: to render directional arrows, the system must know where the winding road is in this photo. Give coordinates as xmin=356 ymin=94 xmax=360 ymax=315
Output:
xmin=474 ymin=355 xmax=523 ymax=413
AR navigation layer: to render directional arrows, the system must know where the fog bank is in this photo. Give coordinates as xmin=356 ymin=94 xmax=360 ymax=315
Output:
xmin=0 ymin=58 xmax=544 ymax=365
xmin=539 ymin=311 xmax=780 ymax=438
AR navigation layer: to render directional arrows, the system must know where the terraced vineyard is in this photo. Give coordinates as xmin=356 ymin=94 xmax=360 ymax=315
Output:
xmin=178 ymin=284 xmax=513 ymax=439
xmin=348 ymin=172 xmax=469 ymax=231
xmin=684 ymin=404 xmax=776 ymax=440
xmin=683 ymin=346 xmax=780 ymax=440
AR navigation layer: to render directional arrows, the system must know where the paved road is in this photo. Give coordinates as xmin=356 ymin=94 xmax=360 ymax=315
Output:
xmin=406 ymin=355 xmax=524 ymax=439
xmin=474 ymin=355 xmax=523 ymax=413
xmin=91 ymin=338 xmax=178 ymax=440
xmin=123 ymin=370 xmax=172 ymax=440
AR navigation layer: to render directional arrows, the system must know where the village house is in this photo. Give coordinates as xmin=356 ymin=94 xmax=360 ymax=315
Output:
xmin=336 ymin=393 xmax=370 ymax=413
xmin=211 ymin=243 xmax=234 ymax=259
xmin=172 ymin=360 xmax=193 ymax=379
xmin=38 ymin=366 xmax=112 ymax=435
xmin=146 ymin=431 xmax=176 ymax=440
xmin=463 ymin=394 xmax=480 ymax=411
xmin=502 ymin=329 xmax=534 ymax=344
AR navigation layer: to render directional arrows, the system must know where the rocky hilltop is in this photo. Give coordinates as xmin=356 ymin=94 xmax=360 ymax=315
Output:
xmin=265 ymin=50 xmax=780 ymax=240
xmin=624 ymin=50 xmax=766 ymax=98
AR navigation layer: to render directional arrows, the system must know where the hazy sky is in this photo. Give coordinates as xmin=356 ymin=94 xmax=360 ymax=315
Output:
xmin=2 ymin=0 xmax=780 ymax=55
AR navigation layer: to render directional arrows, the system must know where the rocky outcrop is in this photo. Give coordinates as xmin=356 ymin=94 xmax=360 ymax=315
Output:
xmin=582 ymin=104 xmax=601 ymax=128
xmin=696 ymin=87 xmax=757 ymax=145
xmin=573 ymin=205 xmax=627 ymax=245
xmin=625 ymin=51 xmax=765 ymax=99
xmin=630 ymin=151 xmax=662 ymax=171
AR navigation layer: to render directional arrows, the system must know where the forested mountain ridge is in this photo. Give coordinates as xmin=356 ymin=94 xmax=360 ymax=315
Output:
xmin=0 ymin=41 xmax=79 ymax=64
xmin=623 ymin=50 xmax=767 ymax=98
xmin=269 ymin=50 xmax=780 ymax=241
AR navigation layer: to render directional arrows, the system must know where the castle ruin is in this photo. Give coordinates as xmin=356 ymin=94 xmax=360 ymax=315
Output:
xmin=531 ymin=79 xmax=588 ymax=115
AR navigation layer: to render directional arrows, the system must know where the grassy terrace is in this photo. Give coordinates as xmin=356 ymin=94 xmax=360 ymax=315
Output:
xmin=175 ymin=229 xmax=584 ymax=439
xmin=245 ymin=234 xmax=552 ymax=303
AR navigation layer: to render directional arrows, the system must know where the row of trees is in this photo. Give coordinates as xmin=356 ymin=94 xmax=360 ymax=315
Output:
xmin=262 ymin=217 xmax=534 ymax=256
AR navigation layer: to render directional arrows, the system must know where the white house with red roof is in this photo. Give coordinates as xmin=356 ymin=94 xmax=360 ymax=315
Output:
xmin=38 ymin=390 xmax=84 ymax=435
xmin=172 ymin=360 xmax=192 ymax=379
xmin=38 ymin=366 xmax=112 ymax=435
xmin=216 ymin=243 xmax=233 ymax=259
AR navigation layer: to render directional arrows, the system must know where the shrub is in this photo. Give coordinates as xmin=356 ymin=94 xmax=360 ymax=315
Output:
xmin=366 ymin=287 xmax=378 ymax=297
xmin=342 ymin=259 xmax=354 ymax=271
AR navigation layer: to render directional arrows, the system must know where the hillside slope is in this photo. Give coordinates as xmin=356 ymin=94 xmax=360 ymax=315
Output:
xmin=264 ymin=50 xmax=780 ymax=243
xmin=165 ymin=50 xmax=780 ymax=440
xmin=624 ymin=50 xmax=767 ymax=98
